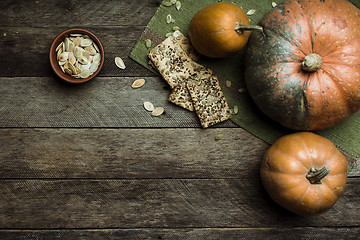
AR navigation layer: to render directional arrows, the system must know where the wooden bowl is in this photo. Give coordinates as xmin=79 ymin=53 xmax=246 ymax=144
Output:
xmin=49 ymin=28 xmax=104 ymax=83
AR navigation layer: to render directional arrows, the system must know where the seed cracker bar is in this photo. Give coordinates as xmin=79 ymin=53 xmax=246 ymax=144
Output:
xmin=168 ymin=84 xmax=194 ymax=111
xmin=187 ymin=75 xmax=232 ymax=128
xmin=168 ymin=61 xmax=216 ymax=111
xmin=191 ymin=61 xmax=213 ymax=78
xmin=172 ymin=30 xmax=201 ymax=62
xmin=148 ymin=35 xmax=194 ymax=89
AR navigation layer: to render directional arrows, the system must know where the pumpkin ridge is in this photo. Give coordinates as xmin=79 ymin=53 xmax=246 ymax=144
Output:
xmin=293 ymin=183 xmax=312 ymax=214
xmin=318 ymin=40 xmax=360 ymax=61
xmin=322 ymin=183 xmax=339 ymax=203
xmin=319 ymin=66 xmax=355 ymax=112
xmin=265 ymin=26 xmax=309 ymax=57
xmin=273 ymin=0 xmax=313 ymax=55
xmin=297 ymin=135 xmax=317 ymax=169
xmin=320 ymin=38 xmax=360 ymax=65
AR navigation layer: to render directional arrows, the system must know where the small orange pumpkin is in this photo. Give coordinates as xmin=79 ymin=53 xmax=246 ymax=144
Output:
xmin=189 ymin=2 xmax=262 ymax=58
xmin=260 ymin=132 xmax=347 ymax=216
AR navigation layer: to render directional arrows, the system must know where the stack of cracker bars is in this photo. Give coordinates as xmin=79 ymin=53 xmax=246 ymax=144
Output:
xmin=148 ymin=31 xmax=232 ymax=128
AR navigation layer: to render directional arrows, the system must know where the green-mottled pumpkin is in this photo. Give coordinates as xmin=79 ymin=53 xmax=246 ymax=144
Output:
xmin=245 ymin=0 xmax=360 ymax=131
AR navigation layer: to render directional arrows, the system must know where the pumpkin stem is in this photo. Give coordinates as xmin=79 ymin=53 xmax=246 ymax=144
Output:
xmin=234 ymin=22 xmax=263 ymax=35
xmin=302 ymin=53 xmax=323 ymax=72
xmin=306 ymin=167 xmax=331 ymax=184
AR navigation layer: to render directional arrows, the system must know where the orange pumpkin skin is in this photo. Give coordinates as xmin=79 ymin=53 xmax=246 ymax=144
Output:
xmin=261 ymin=132 xmax=347 ymax=216
xmin=189 ymin=3 xmax=251 ymax=58
xmin=245 ymin=0 xmax=360 ymax=130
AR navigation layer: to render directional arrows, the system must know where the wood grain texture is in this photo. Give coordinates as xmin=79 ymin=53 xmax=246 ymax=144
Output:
xmin=0 ymin=179 xmax=359 ymax=229
xmin=0 ymin=129 xmax=358 ymax=230
xmin=0 ymin=77 xmax=237 ymax=127
xmin=0 ymin=128 xmax=267 ymax=179
xmin=0 ymin=0 xmax=161 ymax=27
xmin=1 ymin=228 xmax=360 ymax=240
xmin=0 ymin=128 xmax=358 ymax=178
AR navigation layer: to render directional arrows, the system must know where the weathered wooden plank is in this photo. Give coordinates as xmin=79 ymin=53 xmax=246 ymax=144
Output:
xmin=0 ymin=179 xmax=358 ymax=229
xmin=1 ymin=227 xmax=359 ymax=240
xmin=0 ymin=128 xmax=267 ymax=179
xmin=1 ymin=128 xmax=358 ymax=178
xmin=0 ymin=0 xmax=160 ymax=27
xmin=0 ymin=26 xmax=153 ymax=77
xmin=0 ymin=77 xmax=237 ymax=127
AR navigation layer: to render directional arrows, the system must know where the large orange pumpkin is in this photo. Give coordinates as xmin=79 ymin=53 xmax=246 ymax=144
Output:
xmin=189 ymin=3 xmax=262 ymax=58
xmin=245 ymin=0 xmax=360 ymax=131
xmin=261 ymin=132 xmax=347 ymax=216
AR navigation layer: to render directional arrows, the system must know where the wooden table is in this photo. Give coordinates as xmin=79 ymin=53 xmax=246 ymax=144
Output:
xmin=0 ymin=0 xmax=359 ymax=239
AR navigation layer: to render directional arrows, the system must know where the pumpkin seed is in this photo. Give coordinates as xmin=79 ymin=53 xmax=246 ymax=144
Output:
xmin=58 ymin=60 xmax=67 ymax=66
xmin=226 ymin=80 xmax=232 ymax=88
xmin=59 ymin=52 xmax=69 ymax=62
xmin=78 ymin=55 xmax=89 ymax=65
xmin=115 ymin=57 xmax=126 ymax=69
xmin=85 ymin=45 xmax=97 ymax=55
xmin=151 ymin=107 xmax=164 ymax=116
xmin=145 ymin=39 xmax=152 ymax=49
xmin=90 ymin=61 xmax=100 ymax=73
xmin=64 ymin=37 xmax=70 ymax=51
xmin=69 ymin=62 xmax=77 ymax=75
xmin=73 ymin=36 xmax=82 ymax=46
xmin=175 ymin=1 xmax=181 ymax=10
xmin=79 ymin=69 xmax=91 ymax=78
xmin=143 ymin=101 xmax=154 ymax=112
xmin=132 ymin=78 xmax=145 ymax=88
xmin=170 ymin=0 xmax=177 ymax=4
xmin=68 ymin=52 xmax=76 ymax=65
xmin=233 ymin=105 xmax=239 ymax=115
xmin=56 ymin=41 xmax=64 ymax=52
xmin=214 ymin=134 xmax=223 ymax=141
xmin=247 ymin=9 xmax=256 ymax=15
xmin=163 ymin=1 xmax=173 ymax=7
xmin=165 ymin=32 xmax=173 ymax=38
xmin=70 ymin=33 xmax=82 ymax=37
xmin=172 ymin=26 xmax=180 ymax=31
xmin=73 ymin=46 xmax=83 ymax=58
xmin=81 ymin=38 xmax=93 ymax=47
xmin=238 ymin=88 xmax=247 ymax=93
xmin=166 ymin=14 xmax=172 ymax=24
xmin=272 ymin=2 xmax=277 ymax=7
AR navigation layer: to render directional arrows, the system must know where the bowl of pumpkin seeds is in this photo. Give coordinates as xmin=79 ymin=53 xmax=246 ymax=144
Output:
xmin=49 ymin=28 xmax=104 ymax=83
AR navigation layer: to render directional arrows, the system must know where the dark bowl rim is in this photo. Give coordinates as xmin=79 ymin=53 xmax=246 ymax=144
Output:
xmin=49 ymin=28 xmax=105 ymax=84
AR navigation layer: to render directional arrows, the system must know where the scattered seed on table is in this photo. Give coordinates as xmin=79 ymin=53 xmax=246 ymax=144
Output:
xmin=132 ymin=78 xmax=145 ymax=88
xmin=214 ymin=134 xmax=224 ymax=141
xmin=163 ymin=1 xmax=172 ymax=7
xmin=143 ymin=102 xmax=154 ymax=112
xmin=247 ymin=9 xmax=256 ymax=15
xmin=233 ymin=105 xmax=239 ymax=115
xmin=166 ymin=14 xmax=173 ymax=24
xmin=226 ymin=80 xmax=232 ymax=88
xmin=115 ymin=57 xmax=126 ymax=69
xmin=238 ymin=88 xmax=247 ymax=93
xmin=145 ymin=39 xmax=152 ymax=49
xmin=152 ymin=107 xmax=165 ymax=116
xmin=175 ymin=1 xmax=181 ymax=10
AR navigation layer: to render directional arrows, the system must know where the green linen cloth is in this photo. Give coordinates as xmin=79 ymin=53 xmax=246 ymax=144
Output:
xmin=130 ymin=0 xmax=360 ymax=170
